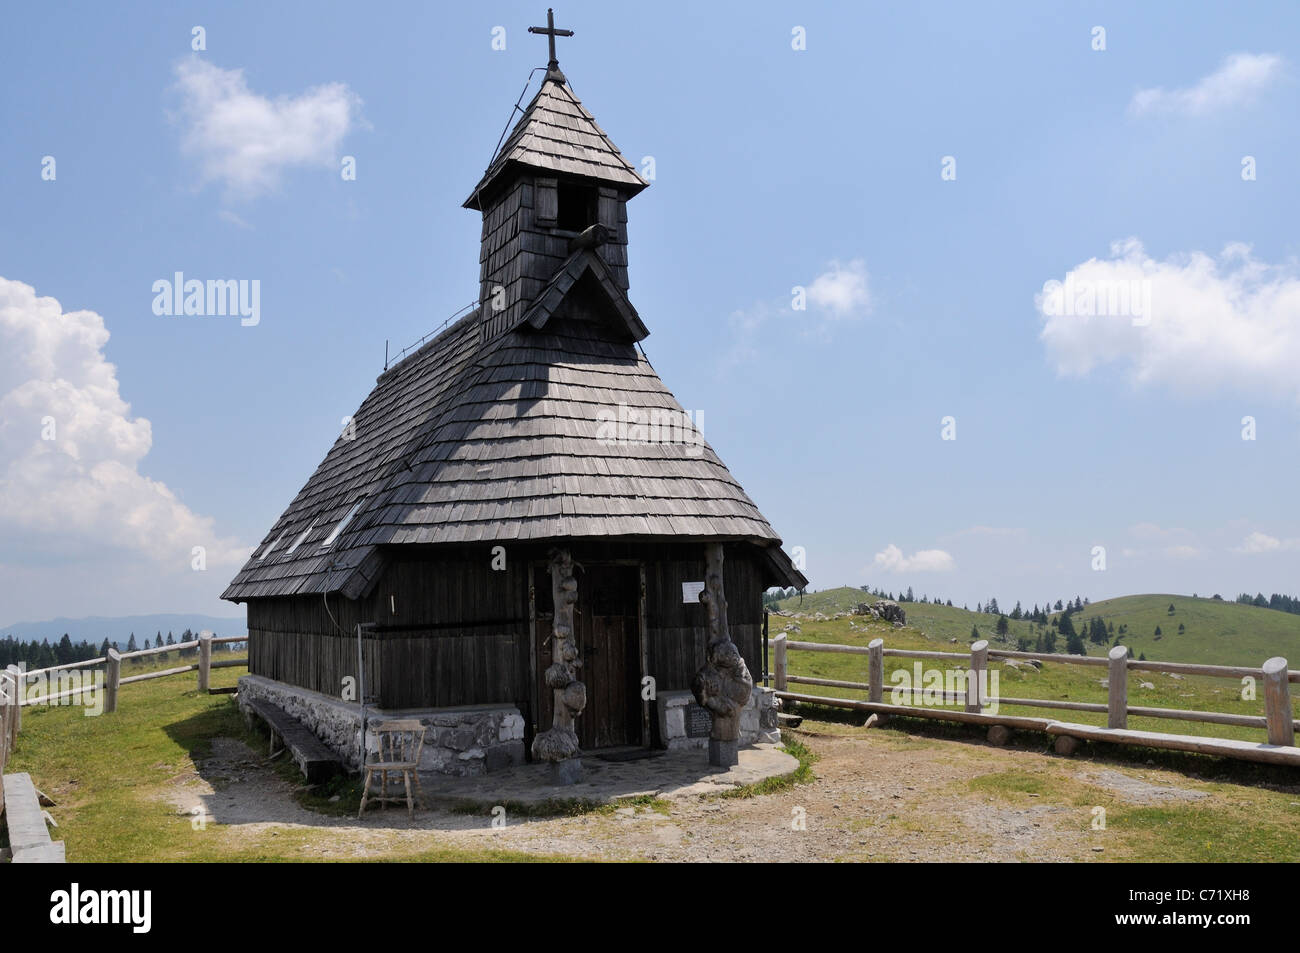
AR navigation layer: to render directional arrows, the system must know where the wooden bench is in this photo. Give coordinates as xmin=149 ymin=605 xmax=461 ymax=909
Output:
xmin=243 ymin=699 xmax=343 ymax=783
xmin=2 ymin=773 xmax=65 ymax=862
xmin=1047 ymin=721 xmax=1300 ymax=767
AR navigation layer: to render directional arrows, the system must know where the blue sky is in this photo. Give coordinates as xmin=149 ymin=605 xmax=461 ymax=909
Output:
xmin=2 ymin=1 xmax=1299 ymax=623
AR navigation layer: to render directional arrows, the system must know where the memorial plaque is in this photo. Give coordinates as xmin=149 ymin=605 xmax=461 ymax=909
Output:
xmin=684 ymin=702 xmax=712 ymax=738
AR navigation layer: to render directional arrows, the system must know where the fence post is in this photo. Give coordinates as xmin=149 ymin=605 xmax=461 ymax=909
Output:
xmin=198 ymin=633 xmax=213 ymax=693
xmin=868 ymin=638 xmax=884 ymax=703
xmin=5 ymin=664 xmax=21 ymax=737
xmin=773 ymin=634 xmax=787 ymax=693
xmin=2 ymin=673 xmax=12 ymax=762
xmin=1 ymin=680 xmax=9 ymax=771
xmin=1263 ymin=657 xmax=1294 ymax=747
xmin=966 ymin=640 xmax=988 ymax=713
xmin=105 ymin=649 xmax=121 ymax=714
xmin=762 ymin=610 xmax=770 ymax=687
xmin=1108 ymin=645 xmax=1129 ymax=729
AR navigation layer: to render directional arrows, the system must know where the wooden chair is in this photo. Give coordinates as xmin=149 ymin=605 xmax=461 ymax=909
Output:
xmin=358 ymin=719 xmax=426 ymax=819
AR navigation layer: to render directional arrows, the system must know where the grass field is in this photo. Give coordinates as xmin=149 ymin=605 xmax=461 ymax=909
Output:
xmin=771 ymin=587 xmax=1299 ymax=746
xmin=7 ymin=643 xmax=1300 ymax=862
xmin=5 ymin=660 xmax=568 ymax=862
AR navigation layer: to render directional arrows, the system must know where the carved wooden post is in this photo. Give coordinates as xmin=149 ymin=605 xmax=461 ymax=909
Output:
xmin=1108 ymin=645 xmax=1129 ymax=729
xmin=1263 ymin=657 xmax=1294 ymax=747
xmin=198 ymin=632 xmax=213 ymax=693
xmin=868 ymin=638 xmax=884 ymax=703
xmin=773 ymin=634 xmax=787 ymax=692
xmin=692 ymin=543 xmax=753 ymax=767
xmin=530 ymin=550 xmax=586 ymax=783
xmin=105 ymin=649 xmax=121 ymax=715
xmin=966 ymin=640 xmax=988 ymax=713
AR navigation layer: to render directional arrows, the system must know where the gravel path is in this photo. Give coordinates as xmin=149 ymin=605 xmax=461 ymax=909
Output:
xmin=160 ymin=726 xmax=1215 ymax=861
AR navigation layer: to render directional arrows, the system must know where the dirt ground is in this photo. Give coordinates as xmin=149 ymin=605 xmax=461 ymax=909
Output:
xmin=161 ymin=721 xmax=1249 ymax=862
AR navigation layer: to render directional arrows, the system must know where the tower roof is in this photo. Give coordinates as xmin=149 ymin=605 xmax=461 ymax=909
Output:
xmin=464 ymin=75 xmax=649 ymax=210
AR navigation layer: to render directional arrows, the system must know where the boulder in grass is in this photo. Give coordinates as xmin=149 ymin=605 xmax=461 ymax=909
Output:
xmin=873 ymin=601 xmax=906 ymax=625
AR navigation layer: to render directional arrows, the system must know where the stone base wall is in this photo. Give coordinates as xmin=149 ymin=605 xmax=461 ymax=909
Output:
xmin=656 ymin=686 xmax=781 ymax=751
xmin=237 ymin=675 xmax=526 ymax=777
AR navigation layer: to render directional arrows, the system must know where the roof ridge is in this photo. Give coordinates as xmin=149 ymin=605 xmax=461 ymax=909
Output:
xmin=379 ymin=305 xmax=481 ymax=382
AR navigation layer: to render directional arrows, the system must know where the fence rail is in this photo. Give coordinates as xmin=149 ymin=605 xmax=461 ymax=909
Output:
xmin=768 ymin=632 xmax=1300 ymax=766
xmin=0 ymin=633 xmax=247 ymax=777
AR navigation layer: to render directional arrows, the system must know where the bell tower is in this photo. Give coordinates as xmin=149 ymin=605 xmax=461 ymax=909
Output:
xmin=464 ymin=10 xmax=649 ymax=342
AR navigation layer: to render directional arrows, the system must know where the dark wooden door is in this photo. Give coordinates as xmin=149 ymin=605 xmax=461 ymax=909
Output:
xmin=534 ymin=563 xmax=642 ymax=751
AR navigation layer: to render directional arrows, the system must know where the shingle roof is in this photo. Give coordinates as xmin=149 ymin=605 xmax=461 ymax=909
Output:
xmin=465 ymin=75 xmax=649 ymax=209
xmin=222 ymin=274 xmax=803 ymax=602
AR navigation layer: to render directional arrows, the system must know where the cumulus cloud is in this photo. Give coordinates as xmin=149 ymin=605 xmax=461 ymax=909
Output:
xmin=726 ymin=259 xmax=871 ymax=365
xmin=1130 ymin=52 xmax=1284 ymax=116
xmin=0 ymin=277 xmax=247 ymax=568
xmin=1037 ymin=239 xmax=1300 ymax=401
xmin=871 ymin=544 xmax=954 ymax=574
xmin=805 ymin=260 xmax=871 ymax=318
xmin=1233 ymin=532 xmax=1299 ymax=554
xmin=171 ymin=58 xmax=362 ymax=198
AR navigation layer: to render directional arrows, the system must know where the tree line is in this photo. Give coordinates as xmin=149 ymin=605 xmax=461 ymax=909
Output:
xmin=1235 ymin=592 xmax=1300 ymax=616
xmin=0 ymin=630 xmax=244 ymax=670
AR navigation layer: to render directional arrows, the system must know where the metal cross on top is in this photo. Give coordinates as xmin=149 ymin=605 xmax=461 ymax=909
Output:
xmin=528 ymin=8 xmax=574 ymax=73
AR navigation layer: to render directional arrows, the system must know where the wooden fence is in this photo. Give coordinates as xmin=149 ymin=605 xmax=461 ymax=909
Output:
xmin=2 ymin=634 xmax=246 ymax=861
xmin=768 ymin=633 xmax=1300 ymax=767
xmin=1 ymin=633 xmax=247 ymax=769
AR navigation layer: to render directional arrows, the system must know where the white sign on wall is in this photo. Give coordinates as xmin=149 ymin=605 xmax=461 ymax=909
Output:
xmin=681 ymin=581 xmax=705 ymax=604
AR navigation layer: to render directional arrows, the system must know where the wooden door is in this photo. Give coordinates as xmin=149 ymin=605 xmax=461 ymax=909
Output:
xmin=534 ymin=563 xmax=642 ymax=751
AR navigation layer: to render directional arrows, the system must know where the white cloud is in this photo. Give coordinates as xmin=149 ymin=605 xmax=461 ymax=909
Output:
xmin=1037 ymin=239 xmax=1300 ymax=401
xmin=171 ymin=58 xmax=361 ymax=198
xmin=806 ymin=260 xmax=871 ymax=318
xmin=0 ymin=277 xmax=248 ymax=569
xmin=726 ymin=259 xmax=871 ymax=365
xmin=217 ymin=208 xmax=253 ymax=229
xmin=1233 ymin=531 xmax=1299 ymax=554
xmin=871 ymin=544 xmax=954 ymax=574
xmin=1130 ymin=52 xmax=1284 ymax=116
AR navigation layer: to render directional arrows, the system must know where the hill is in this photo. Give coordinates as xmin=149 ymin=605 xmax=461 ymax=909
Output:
xmin=0 ymin=613 xmax=247 ymax=645
xmin=775 ymin=588 xmax=1043 ymax=649
xmin=1057 ymin=593 xmax=1300 ymax=667
xmin=774 ymin=588 xmax=1300 ymax=668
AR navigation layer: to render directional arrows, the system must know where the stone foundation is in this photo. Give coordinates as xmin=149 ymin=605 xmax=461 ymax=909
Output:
xmin=656 ymin=686 xmax=781 ymax=751
xmin=237 ymin=675 xmax=526 ymax=777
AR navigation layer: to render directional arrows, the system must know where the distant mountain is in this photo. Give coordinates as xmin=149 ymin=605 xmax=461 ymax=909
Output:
xmin=0 ymin=613 xmax=247 ymax=645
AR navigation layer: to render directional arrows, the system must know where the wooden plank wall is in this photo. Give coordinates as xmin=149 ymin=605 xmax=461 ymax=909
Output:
xmin=641 ymin=545 xmax=763 ymax=692
xmin=248 ymin=541 xmax=768 ymax=711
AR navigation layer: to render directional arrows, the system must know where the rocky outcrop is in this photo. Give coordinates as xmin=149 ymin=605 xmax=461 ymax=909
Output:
xmin=855 ymin=600 xmax=906 ymax=626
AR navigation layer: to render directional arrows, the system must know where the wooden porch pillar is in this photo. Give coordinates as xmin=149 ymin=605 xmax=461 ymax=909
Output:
xmin=529 ymin=549 xmax=587 ymax=783
xmin=691 ymin=543 xmax=754 ymax=767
